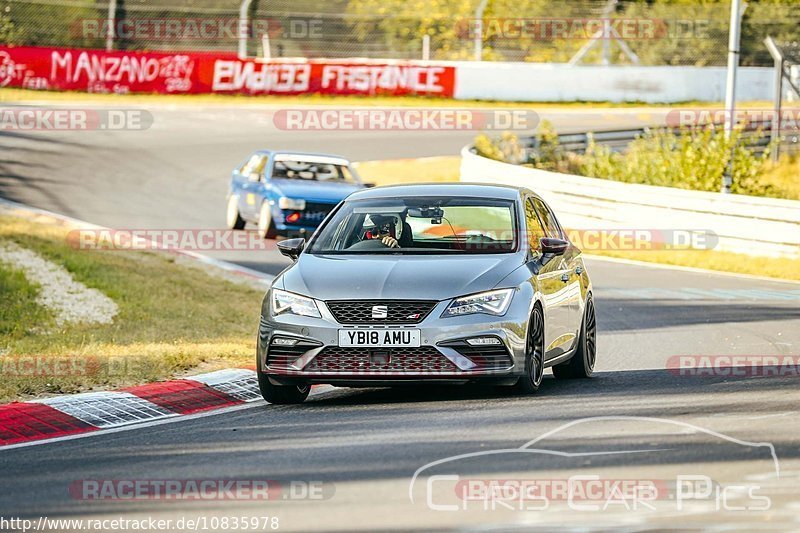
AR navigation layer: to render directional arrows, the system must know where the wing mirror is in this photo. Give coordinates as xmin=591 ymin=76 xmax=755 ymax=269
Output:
xmin=540 ymin=237 xmax=569 ymax=256
xmin=277 ymin=238 xmax=305 ymax=260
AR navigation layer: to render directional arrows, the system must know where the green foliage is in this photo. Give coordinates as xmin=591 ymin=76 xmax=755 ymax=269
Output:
xmin=345 ymin=0 xmax=798 ymax=65
xmin=476 ymin=125 xmax=791 ymax=198
xmin=474 ymin=132 xmax=527 ymax=164
xmin=531 ymin=120 xmax=565 ymax=170
xmin=0 ymin=10 xmax=22 ymax=44
xmin=2 ymin=1 xmax=101 ymax=48
xmin=579 ymin=127 xmax=778 ymax=197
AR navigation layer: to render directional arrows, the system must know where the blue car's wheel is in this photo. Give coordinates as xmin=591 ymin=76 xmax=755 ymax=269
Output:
xmin=258 ymin=202 xmax=277 ymax=239
xmin=226 ymin=195 xmax=245 ymax=230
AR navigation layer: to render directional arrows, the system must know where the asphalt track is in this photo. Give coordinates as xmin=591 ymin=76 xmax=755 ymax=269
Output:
xmin=1 ymin=102 xmax=799 ymax=531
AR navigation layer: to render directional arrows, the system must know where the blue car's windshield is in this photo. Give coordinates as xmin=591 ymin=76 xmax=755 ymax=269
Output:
xmin=271 ymin=160 xmax=358 ymax=184
xmin=308 ymin=197 xmax=517 ymax=254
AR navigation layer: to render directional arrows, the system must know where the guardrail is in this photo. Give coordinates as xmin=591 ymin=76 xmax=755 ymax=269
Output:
xmin=526 ymin=122 xmax=800 ymax=157
xmin=460 ymin=145 xmax=800 ymax=258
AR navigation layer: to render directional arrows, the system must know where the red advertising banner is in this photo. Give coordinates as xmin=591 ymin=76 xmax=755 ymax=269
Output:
xmin=0 ymin=46 xmax=456 ymax=97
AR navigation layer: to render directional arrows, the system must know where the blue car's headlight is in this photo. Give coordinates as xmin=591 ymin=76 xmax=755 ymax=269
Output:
xmin=278 ymin=197 xmax=306 ymax=210
xmin=442 ymin=288 xmax=515 ymax=318
xmin=271 ymin=289 xmax=321 ymax=318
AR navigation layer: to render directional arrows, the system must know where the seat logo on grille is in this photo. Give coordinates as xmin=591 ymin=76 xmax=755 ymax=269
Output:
xmin=371 ymin=305 xmax=388 ymax=319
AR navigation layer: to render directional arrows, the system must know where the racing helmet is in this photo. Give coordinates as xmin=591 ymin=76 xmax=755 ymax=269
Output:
xmin=364 ymin=213 xmax=403 ymax=240
xmin=315 ymin=164 xmax=337 ymax=181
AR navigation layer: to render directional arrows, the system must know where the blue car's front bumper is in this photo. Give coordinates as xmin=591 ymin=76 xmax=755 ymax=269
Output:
xmin=272 ymin=205 xmax=335 ymax=235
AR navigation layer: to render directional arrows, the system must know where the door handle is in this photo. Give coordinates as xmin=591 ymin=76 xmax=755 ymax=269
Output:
xmin=561 ymin=272 xmax=570 ymax=283
xmin=575 ymin=266 xmax=583 ymax=275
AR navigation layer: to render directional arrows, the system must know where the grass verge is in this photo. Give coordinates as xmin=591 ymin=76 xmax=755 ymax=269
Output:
xmin=0 ymin=215 xmax=263 ymax=403
xmin=355 ymin=156 xmax=461 ymax=186
xmin=0 ymin=88 xmax=773 ymax=110
xmin=587 ymin=249 xmax=800 ymax=282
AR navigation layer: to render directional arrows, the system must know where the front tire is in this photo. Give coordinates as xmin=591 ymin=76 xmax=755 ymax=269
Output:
xmin=258 ymin=202 xmax=277 ymax=239
xmin=553 ymin=294 xmax=596 ymax=379
xmin=514 ymin=304 xmax=545 ymax=394
xmin=257 ymin=367 xmax=309 ymax=404
xmin=226 ymin=195 xmax=245 ymax=230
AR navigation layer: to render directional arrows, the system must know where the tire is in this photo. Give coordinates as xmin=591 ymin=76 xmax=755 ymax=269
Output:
xmin=514 ymin=304 xmax=545 ymax=394
xmin=257 ymin=367 xmax=310 ymax=404
xmin=226 ymin=195 xmax=245 ymax=230
xmin=257 ymin=202 xmax=277 ymax=239
xmin=553 ymin=294 xmax=596 ymax=379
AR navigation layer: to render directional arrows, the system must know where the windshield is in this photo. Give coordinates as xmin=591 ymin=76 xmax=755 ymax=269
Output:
xmin=308 ymin=197 xmax=517 ymax=254
xmin=271 ymin=159 xmax=358 ymax=184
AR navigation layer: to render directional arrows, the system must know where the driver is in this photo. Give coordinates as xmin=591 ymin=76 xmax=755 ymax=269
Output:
xmin=364 ymin=213 xmax=403 ymax=248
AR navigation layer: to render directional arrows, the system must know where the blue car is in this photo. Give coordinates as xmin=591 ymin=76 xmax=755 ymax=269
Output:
xmin=226 ymin=151 xmax=367 ymax=238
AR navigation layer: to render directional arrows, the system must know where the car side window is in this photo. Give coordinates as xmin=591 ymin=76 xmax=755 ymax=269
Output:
xmin=525 ymin=199 xmax=547 ymax=253
xmin=532 ymin=197 xmax=563 ymax=239
xmin=240 ymin=155 xmax=267 ymax=179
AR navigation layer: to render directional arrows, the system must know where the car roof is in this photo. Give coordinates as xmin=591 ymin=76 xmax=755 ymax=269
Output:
xmin=347 ymin=183 xmax=527 ymax=201
xmin=255 ymin=150 xmax=351 ymax=164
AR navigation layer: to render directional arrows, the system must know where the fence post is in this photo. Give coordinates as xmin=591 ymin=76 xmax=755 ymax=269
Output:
xmin=474 ymin=0 xmax=489 ymax=61
xmin=105 ymin=0 xmax=117 ymax=52
xmin=722 ymin=0 xmax=744 ymax=194
xmin=765 ymin=37 xmax=785 ymax=163
xmin=238 ymin=0 xmax=254 ymax=59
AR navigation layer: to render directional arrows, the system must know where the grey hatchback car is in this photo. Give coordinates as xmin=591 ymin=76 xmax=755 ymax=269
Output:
xmin=257 ymin=183 xmax=596 ymax=404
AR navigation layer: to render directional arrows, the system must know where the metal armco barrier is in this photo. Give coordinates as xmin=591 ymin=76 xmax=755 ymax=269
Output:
xmin=527 ymin=123 xmax=799 ymax=157
xmin=460 ymin=145 xmax=800 ymax=258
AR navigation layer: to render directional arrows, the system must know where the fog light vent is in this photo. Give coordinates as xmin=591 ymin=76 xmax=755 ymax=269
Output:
xmin=466 ymin=337 xmax=503 ymax=346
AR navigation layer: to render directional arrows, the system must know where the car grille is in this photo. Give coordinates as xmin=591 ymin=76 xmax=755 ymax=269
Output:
xmin=303 ymin=346 xmax=458 ymax=373
xmin=297 ymin=202 xmax=336 ymax=225
xmin=325 ymin=300 xmax=437 ymax=324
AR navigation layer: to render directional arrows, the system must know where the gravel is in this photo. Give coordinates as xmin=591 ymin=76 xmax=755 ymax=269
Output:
xmin=0 ymin=241 xmax=119 ymax=325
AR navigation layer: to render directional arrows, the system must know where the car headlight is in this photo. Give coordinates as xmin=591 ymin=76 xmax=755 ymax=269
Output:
xmin=278 ymin=197 xmax=306 ymax=210
xmin=442 ymin=288 xmax=515 ymax=318
xmin=271 ymin=289 xmax=321 ymax=318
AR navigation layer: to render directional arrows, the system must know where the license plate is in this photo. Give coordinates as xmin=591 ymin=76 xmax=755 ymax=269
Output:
xmin=338 ymin=329 xmax=421 ymax=348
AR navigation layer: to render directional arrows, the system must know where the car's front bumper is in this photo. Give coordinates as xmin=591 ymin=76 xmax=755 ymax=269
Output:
xmin=257 ymin=293 xmax=532 ymax=385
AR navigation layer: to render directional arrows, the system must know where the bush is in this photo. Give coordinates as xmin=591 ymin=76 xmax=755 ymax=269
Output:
xmin=475 ymin=125 xmax=792 ymax=199
xmin=580 ymin=127 xmax=778 ymax=197
xmin=474 ymin=132 xmax=528 ymax=164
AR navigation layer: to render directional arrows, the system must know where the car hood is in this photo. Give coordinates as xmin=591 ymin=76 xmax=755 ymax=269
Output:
xmin=279 ymin=253 xmax=525 ymax=301
xmin=270 ymin=179 xmax=362 ymax=203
